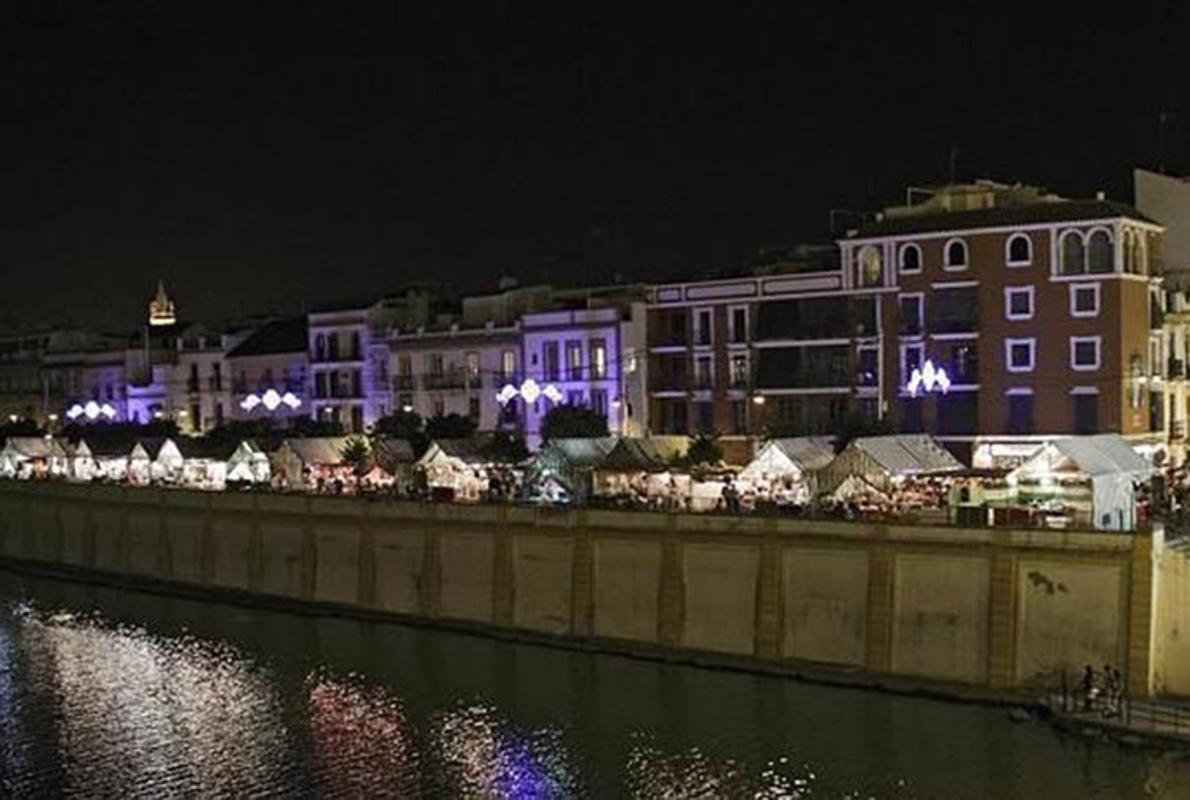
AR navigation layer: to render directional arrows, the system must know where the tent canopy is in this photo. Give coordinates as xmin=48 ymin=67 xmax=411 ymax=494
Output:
xmin=416 ymin=437 xmax=493 ymax=469
xmin=740 ymin=436 xmax=835 ymax=481
xmin=601 ymin=436 xmax=690 ymax=471
xmin=846 ymin=435 xmax=963 ymax=477
xmin=1010 ymin=433 xmax=1153 ymax=480
xmin=279 ymin=437 xmax=352 ymax=467
xmin=535 ymin=437 xmax=616 ymax=471
xmin=3 ymin=437 xmax=68 ymax=460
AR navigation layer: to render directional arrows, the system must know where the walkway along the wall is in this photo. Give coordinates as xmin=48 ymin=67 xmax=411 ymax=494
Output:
xmin=0 ymin=481 xmax=1181 ymax=701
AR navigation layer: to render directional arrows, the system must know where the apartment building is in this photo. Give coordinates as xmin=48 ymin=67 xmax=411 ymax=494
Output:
xmin=0 ymin=328 xmax=52 ymax=425
xmin=225 ymin=317 xmax=309 ymax=425
xmin=840 ymin=181 xmax=1164 ymax=465
xmin=308 ymin=288 xmax=432 ymax=433
xmin=646 ymin=245 xmax=873 ymax=448
xmin=169 ymin=323 xmax=252 ymax=434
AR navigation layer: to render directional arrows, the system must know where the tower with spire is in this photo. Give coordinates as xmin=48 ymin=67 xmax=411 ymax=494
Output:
xmin=148 ymin=279 xmax=177 ymax=327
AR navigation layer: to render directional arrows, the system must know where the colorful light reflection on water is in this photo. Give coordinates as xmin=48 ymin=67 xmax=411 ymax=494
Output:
xmin=1 ymin=568 xmax=1189 ymax=798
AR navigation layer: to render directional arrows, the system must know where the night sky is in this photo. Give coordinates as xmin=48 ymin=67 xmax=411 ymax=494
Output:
xmin=2 ymin=2 xmax=1188 ymax=330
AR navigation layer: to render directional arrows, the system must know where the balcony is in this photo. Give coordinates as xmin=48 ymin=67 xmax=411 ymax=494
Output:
xmin=423 ymin=371 xmax=479 ymax=391
xmin=1170 ymin=358 xmax=1186 ymax=380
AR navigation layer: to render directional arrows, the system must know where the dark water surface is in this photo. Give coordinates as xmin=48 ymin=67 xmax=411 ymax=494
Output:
xmin=0 ymin=567 xmax=1186 ymax=798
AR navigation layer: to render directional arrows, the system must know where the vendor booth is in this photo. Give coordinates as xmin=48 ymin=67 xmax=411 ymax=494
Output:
xmin=817 ymin=434 xmax=962 ymax=516
xmin=225 ymin=440 xmax=272 ymax=485
xmin=70 ymin=438 xmax=134 ymax=482
xmin=415 ymin=438 xmax=500 ymax=502
xmin=738 ymin=437 xmax=835 ymax=506
xmin=270 ymin=437 xmax=353 ymax=491
xmin=523 ymin=437 xmax=616 ymax=504
xmin=370 ymin=437 xmax=415 ymax=492
xmin=1004 ymin=434 xmax=1154 ymax=531
xmin=592 ymin=436 xmax=691 ymax=509
xmin=0 ymin=437 xmax=69 ymax=479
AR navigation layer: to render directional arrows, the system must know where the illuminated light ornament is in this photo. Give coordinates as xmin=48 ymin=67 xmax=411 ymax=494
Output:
xmin=99 ymin=403 xmax=117 ymax=420
xmin=240 ymin=394 xmax=262 ymax=411
xmin=261 ymin=388 xmax=282 ymax=411
xmin=906 ymin=359 xmax=952 ymax=397
xmin=496 ymin=384 xmax=519 ymax=406
xmin=84 ymin=401 xmax=101 ymax=420
xmin=281 ymin=392 xmax=302 ymax=409
xmin=519 ymin=378 xmax=542 ymax=404
xmin=542 ymin=384 xmax=564 ymax=404
xmin=66 ymin=405 xmax=84 ymax=420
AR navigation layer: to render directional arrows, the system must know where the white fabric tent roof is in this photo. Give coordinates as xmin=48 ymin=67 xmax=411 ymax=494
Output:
xmin=281 ymin=437 xmax=351 ymax=467
xmin=744 ymin=437 xmax=835 ymax=476
xmin=848 ymin=435 xmax=962 ymax=477
xmin=1010 ymin=434 xmax=1153 ymax=480
xmin=3 ymin=437 xmax=68 ymax=459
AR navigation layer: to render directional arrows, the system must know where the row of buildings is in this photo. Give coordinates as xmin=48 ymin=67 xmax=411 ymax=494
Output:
xmin=5 ymin=170 xmax=1190 ymax=461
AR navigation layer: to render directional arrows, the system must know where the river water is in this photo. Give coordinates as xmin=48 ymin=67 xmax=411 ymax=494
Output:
xmin=0 ymin=567 xmax=1186 ymax=798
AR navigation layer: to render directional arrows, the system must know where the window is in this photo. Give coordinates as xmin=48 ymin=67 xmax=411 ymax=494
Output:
xmin=1005 ymin=338 xmax=1036 ymax=373
xmin=214 ymin=403 xmax=224 ymax=427
xmin=351 ymin=370 xmax=362 ymax=397
xmin=1004 ymin=286 xmax=1034 ymax=321
xmin=314 ymin=372 xmax=327 ymax=398
xmin=1007 ymin=392 xmax=1034 ymax=434
xmin=899 ymin=293 xmax=923 ymax=335
xmin=428 ymin=353 xmax=444 ymax=377
xmin=314 ymin=334 xmax=326 ymax=361
xmin=728 ymin=306 xmax=749 ymax=344
xmin=212 ymin=363 xmax=222 ymax=391
xmin=591 ymin=389 xmax=608 ymax=417
xmin=694 ymin=354 xmax=713 ymax=388
xmin=899 ymin=243 xmax=922 ymax=274
xmin=857 ymin=347 xmax=879 ymax=386
xmin=694 ymin=308 xmax=712 ymax=346
xmin=544 ymin=342 xmax=560 ymax=381
xmin=949 ymin=342 xmax=979 ymax=383
xmin=1060 ymin=231 xmax=1085 ymax=275
xmin=1070 ymin=337 xmax=1101 ymax=371
xmin=1073 ymin=393 xmax=1098 ymax=434
xmin=694 ymin=401 xmax=714 ymax=433
xmin=350 ymin=331 xmax=362 ymax=360
xmin=901 ymin=342 xmax=924 ymax=384
xmin=944 ymin=238 xmax=968 ymax=270
xmin=350 ymin=406 xmax=364 ymax=433
xmin=566 ymin=341 xmax=582 ymax=380
xmin=1006 ymin=234 xmax=1032 ymax=266
xmin=858 ymin=246 xmax=883 ymax=286
xmin=1087 ymin=229 xmax=1113 ymax=274
xmin=327 ymin=332 xmax=340 ymax=361
xmin=729 ymin=353 xmax=749 ymax=388
xmin=189 ymin=403 xmax=201 ymax=430
xmin=566 ymin=390 xmax=584 ymax=406
xmin=468 ymin=396 xmax=480 ymax=422
xmin=929 ymin=286 xmax=979 ymax=333
xmin=1069 ymin=283 xmax=1100 ymax=318
xmin=590 ymin=339 xmax=607 ymax=379
xmin=501 ymin=350 xmax=517 ymax=379
xmin=1151 ymin=390 xmax=1165 ymax=433
xmin=466 ymin=352 xmax=480 ymax=379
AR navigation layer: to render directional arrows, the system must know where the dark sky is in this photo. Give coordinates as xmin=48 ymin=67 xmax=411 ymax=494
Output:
xmin=2 ymin=2 xmax=1189 ymax=330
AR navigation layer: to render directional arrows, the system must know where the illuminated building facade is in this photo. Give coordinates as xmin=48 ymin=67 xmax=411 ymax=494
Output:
xmin=225 ymin=317 xmax=309 ymax=425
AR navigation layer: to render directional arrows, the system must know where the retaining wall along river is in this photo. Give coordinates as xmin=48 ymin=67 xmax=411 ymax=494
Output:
xmin=1 ymin=481 xmax=1185 ymax=700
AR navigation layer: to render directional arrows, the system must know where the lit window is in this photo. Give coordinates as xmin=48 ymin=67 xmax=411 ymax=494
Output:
xmin=1070 ymin=336 xmax=1101 ymax=371
xmin=1005 ymin=338 xmax=1036 ymax=373
xmin=1069 ymin=284 xmax=1100 ymax=318
xmin=1006 ymin=234 xmax=1032 ymax=266
xmin=1005 ymin=287 xmax=1034 ymax=321
xmin=944 ymin=239 xmax=968 ymax=270
xmin=858 ymin=246 xmax=883 ymax=286
xmin=589 ymin=339 xmax=607 ymax=379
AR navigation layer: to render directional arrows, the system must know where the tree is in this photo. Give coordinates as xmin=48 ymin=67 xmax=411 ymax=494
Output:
xmin=375 ymin=410 xmax=423 ymax=441
xmin=540 ymin=404 xmax=608 ymax=441
xmin=684 ymin=432 xmax=724 ymax=466
xmin=482 ymin=432 xmax=529 ymax=464
xmin=0 ymin=419 xmax=42 ymax=441
xmin=425 ymin=413 xmax=477 ymax=441
xmin=340 ymin=436 xmax=371 ymax=477
xmin=836 ymin=409 xmax=893 ymax=451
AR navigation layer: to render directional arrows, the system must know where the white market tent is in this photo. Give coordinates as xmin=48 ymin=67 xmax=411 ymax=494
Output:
xmin=739 ymin=437 xmax=835 ymax=503
xmin=0 ymin=436 xmax=69 ymax=479
xmin=70 ymin=438 xmax=135 ymax=482
xmin=525 ymin=437 xmax=616 ymax=502
xmin=818 ymin=434 xmax=963 ymax=496
xmin=416 ymin=438 xmax=495 ymax=499
xmin=226 ymin=440 xmax=272 ymax=484
xmin=1007 ymin=434 xmax=1154 ymax=531
xmin=271 ymin=437 xmax=352 ymax=489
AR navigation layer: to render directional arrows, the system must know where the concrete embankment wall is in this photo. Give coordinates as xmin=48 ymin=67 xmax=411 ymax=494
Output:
xmin=0 ymin=482 xmax=1174 ymax=699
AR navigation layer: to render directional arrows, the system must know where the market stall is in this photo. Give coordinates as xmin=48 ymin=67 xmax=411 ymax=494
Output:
xmin=69 ymin=438 xmax=134 ymax=482
xmin=370 ymin=437 xmax=415 ymax=492
xmin=738 ymin=437 xmax=835 ymax=507
xmin=816 ymin=434 xmax=963 ymax=514
xmin=170 ymin=439 xmax=243 ymax=490
xmin=592 ymin=436 xmax=691 ymax=509
xmin=1003 ymin=434 xmax=1153 ymax=531
xmin=225 ymin=440 xmax=272 ymax=485
xmin=0 ymin=436 xmax=69 ymax=480
xmin=270 ymin=437 xmax=353 ymax=491
xmin=415 ymin=438 xmax=501 ymax=502
xmin=523 ymin=437 xmax=616 ymax=505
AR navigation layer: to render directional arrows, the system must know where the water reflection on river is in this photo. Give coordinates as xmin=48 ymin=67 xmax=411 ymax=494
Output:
xmin=0 ymin=568 xmax=1186 ymax=798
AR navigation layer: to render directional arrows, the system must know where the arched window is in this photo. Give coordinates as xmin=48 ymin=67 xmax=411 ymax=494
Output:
xmin=1122 ymin=231 xmax=1136 ymax=273
xmin=1087 ymin=229 xmax=1113 ymax=274
xmin=858 ymin=246 xmax=883 ymax=287
xmin=945 ymin=238 xmax=968 ymax=269
xmin=1006 ymin=234 xmax=1031 ymax=265
xmin=1060 ymin=231 xmax=1085 ymax=275
xmin=899 ymin=243 xmax=922 ymax=274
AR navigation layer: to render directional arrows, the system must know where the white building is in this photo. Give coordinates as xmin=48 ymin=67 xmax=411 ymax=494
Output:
xmin=225 ymin=317 xmax=310 ymax=426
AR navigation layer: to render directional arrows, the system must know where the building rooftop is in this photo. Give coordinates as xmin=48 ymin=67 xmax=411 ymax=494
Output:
xmin=226 ymin=317 xmax=308 ymax=358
